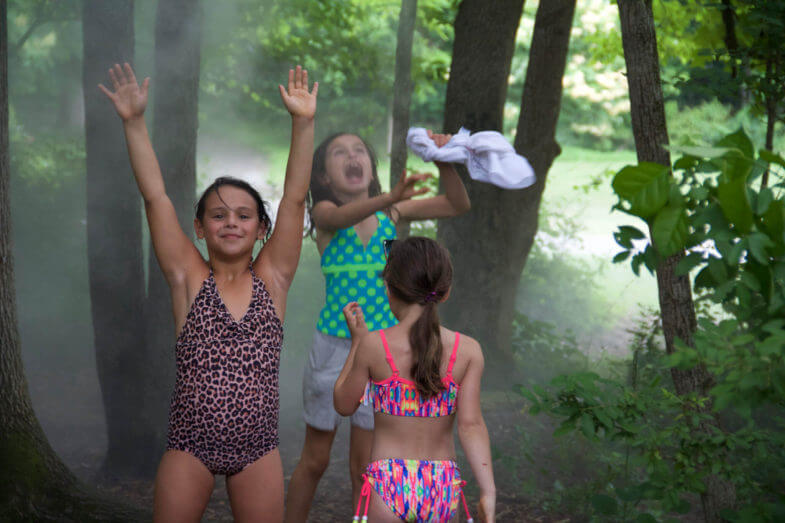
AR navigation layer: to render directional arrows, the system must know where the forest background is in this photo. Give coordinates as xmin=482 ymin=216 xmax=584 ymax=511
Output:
xmin=2 ymin=0 xmax=785 ymax=521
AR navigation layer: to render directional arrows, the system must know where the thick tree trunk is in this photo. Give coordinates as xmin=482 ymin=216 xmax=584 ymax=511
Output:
xmin=82 ymin=1 xmax=156 ymax=478
xmin=2 ymin=3 xmax=146 ymax=518
xmin=390 ymin=0 xmax=418 ymax=238
xmin=143 ymin=0 xmax=203 ymax=452
xmin=438 ymin=0 xmax=575 ymax=378
xmin=618 ymin=1 xmax=736 ymax=520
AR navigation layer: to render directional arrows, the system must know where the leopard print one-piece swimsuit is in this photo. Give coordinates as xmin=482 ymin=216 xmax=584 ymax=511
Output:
xmin=166 ymin=267 xmax=283 ymax=476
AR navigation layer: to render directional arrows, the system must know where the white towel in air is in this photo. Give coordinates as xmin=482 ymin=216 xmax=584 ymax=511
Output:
xmin=406 ymin=127 xmax=536 ymax=190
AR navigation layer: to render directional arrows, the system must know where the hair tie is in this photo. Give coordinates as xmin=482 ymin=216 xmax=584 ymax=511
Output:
xmin=423 ymin=291 xmax=439 ymax=304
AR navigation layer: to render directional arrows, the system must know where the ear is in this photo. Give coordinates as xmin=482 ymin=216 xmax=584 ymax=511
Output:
xmin=440 ymin=286 xmax=451 ymax=303
xmin=194 ymin=218 xmax=205 ymax=239
xmin=256 ymin=222 xmax=267 ymax=241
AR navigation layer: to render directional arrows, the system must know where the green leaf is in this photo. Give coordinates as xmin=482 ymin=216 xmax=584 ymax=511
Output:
xmin=748 ymin=233 xmax=773 ymax=265
xmin=613 ymin=250 xmax=631 ymax=263
xmin=676 ymin=252 xmax=703 ymax=275
xmin=694 ymin=266 xmax=715 ymax=289
xmin=717 ymin=176 xmax=753 ymax=234
xmin=591 ymin=494 xmax=619 ymax=515
xmin=717 ymin=128 xmax=755 ymax=159
xmin=761 ymin=200 xmax=785 ymax=245
xmin=611 ymin=163 xmax=671 ymax=218
xmin=553 ymin=422 xmax=574 ymax=438
xmin=580 ymin=413 xmax=595 ymax=439
xmin=757 ymin=188 xmax=774 ymax=215
xmin=759 ymin=149 xmax=785 ymax=169
xmin=653 ymin=206 xmax=689 ymax=256
xmin=668 ymin=145 xmax=732 ymax=159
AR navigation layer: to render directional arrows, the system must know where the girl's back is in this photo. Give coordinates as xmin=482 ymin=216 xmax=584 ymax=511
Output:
xmin=364 ymin=324 xmax=472 ymax=461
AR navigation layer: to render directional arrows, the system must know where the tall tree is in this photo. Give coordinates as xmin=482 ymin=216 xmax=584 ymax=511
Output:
xmin=389 ymin=0 xmax=418 ymax=238
xmin=617 ymin=1 xmax=736 ymax=519
xmin=1 ymin=1 xmax=144 ymax=518
xmin=438 ymin=0 xmax=576 ymax=375
xmin=82 ymin=0 xmax=154 ymax=477
xmin=143 ymin=0 xmax=203 ymax=452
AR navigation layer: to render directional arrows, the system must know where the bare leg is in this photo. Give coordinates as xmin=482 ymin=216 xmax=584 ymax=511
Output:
xmin=349 ymin=425 xmax=373 ymax=510
xmin=153 ymin=450 xmax=215 ymax=523
xmin=284 ymin=425 xmax=337 ymax=522
xmin=226 ymin=448 xmax=284 ymax=523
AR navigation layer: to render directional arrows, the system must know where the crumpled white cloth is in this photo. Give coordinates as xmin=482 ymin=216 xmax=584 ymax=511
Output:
xmin=406 ymin=127 xmax=536 ymax=190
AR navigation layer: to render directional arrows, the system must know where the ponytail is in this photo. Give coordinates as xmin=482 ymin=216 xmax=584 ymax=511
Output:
xmin=410 ymin=300 xmax=445 ymax=399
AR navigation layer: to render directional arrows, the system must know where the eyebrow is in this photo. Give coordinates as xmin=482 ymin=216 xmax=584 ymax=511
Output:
xmin=207 ymin=206 xmax=254 ymax=213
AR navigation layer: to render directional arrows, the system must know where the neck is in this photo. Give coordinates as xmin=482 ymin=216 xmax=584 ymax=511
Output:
xmin=208 ymin=254 xmax=252 ymax=281
xmin=391 ymin=301 xmax=428 ymax=326
xmin=335 ymin=189 xmax=370 ymax=205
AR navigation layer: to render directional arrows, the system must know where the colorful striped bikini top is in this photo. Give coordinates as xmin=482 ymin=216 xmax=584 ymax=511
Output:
xmin=362 ymin=330 xmax=460 ymax=417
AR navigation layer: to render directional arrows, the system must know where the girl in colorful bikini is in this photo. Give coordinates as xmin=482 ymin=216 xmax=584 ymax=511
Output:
xmin=335 ymin=236 xmax=495 ymax=522
xmin=285 ymin=132 xmax=471 ymax=521
xmin=100 ymin=63 xmax=317 ymax=522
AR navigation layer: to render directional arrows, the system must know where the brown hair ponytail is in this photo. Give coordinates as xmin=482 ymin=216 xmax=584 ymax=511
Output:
xmin=382 ymin=237 xmax=453 ymax=399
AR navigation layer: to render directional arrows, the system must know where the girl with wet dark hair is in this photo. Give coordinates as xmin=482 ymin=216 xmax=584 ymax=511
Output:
xmin=100 ymin=63 xmax=317 ymax=521
xmin=334 ymin=237 xmax=496 ymax=522
xmin=286 ymin=132 xmax=471 ymax=521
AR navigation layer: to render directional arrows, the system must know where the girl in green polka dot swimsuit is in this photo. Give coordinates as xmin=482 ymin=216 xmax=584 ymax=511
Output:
xmin=285 ymin=131 xmax=471 ymax=522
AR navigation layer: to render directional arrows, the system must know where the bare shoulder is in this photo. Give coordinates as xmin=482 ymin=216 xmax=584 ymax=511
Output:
xmin=311 ymin=200 xmax=338 ymax=228
xmin=458 ymin=332 xmax=483 ymax=364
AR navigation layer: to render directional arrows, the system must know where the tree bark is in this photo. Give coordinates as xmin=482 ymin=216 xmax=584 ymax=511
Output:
xmin=143 ymin=0 xmax=203 ymax=455
xmin=390 ymin=0 xmax=418 ymax=238
xmin=618 ymin=1 xmax=736 ymax=519
xmin=438 ymin=0 xmax=575 ymax=377
xmin=2 ymin=2 xmax=146 ymax=518
xmin=82 ymin=0 xmax=156 ymax=478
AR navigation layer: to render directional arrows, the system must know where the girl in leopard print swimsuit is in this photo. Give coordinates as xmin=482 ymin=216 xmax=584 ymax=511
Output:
xmin=100 ymin=63 xmax=318 ymax=521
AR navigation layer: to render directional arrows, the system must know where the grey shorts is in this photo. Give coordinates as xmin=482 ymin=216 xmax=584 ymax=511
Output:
xmin=302 ymin=330 xmax=374 ymax=432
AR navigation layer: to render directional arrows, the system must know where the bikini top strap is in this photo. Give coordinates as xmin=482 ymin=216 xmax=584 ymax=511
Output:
xmin=378 ymin=330 xmax=399 ymax=376
xmin=446 ymin=332 xmax=460 ymax=378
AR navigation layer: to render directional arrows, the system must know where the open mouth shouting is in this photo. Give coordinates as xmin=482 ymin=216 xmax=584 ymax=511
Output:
xmin=344 ymin=162 xmax=365 ymax=183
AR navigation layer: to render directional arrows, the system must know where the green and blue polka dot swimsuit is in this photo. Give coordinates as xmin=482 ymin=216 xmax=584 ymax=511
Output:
xmin=317 ymin=211 xmax=398 ymax=338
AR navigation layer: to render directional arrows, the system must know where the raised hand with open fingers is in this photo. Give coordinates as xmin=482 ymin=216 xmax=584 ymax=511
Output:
xmin=390 ymin=170 xmax=432 ymax=203
xmin=98 ymin=63 xmax=149 ymax=122
xmin=278 ymin=65 xmax=318 ymax=120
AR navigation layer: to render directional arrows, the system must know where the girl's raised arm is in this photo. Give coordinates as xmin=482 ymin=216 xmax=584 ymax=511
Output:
xmin=311 ymin=171 xmax=430 ymax=233
xmin=456 ymin=338 xmax=496 ymax=523
xmin=255 ymin=67 xmax=318 ymax=294
xmin=99 ymin=63 xmax=203 ymax=285
xmin=393 ymin=131 xmax=471 ymax=222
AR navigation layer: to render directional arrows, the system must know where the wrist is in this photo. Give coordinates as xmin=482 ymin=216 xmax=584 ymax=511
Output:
xmin=123 ymin=115 xmax=147 ymax=128
xmin=382 ymin=192 xmax=397 ymax=206
xmin=291 ymin=114 xmax=315 ymax=126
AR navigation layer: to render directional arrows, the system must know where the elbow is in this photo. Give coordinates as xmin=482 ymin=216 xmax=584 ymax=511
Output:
xmin=458 ymin=416 xmax=486 ymax=435
xmin=333 ymin=388 xmax=359 ymax=416
xmin=334 ymin=398 xmax=358 ymax=417
xmin=457 ymin=199 xmax=471 ymax=215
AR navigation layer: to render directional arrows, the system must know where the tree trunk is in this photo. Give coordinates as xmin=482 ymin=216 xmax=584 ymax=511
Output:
xmin=82 ymin=0 xmax=156 ymax=478
xmin=617 ymin=1 xmax=737 ymax=519
xmin=143 ymin=0 xmax=203 ymax=454
xmin=438 ymin=0 xmax=575 ymax=378
xmin=1 ymin=3 xmax=146 ymax=518
xmin=390 ymin=0 xmax=418 ymax=238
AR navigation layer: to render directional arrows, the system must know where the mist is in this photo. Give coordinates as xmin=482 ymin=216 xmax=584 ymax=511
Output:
xmin=7 ymin=0 xmax=784 ymax=521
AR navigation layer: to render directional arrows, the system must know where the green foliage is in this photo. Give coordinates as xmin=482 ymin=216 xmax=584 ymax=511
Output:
xmin=200 ymin=0 xmax=456 ymax=139
xmin=519 ymin=130 xmax=785 ymax=519
xmin=611 ymin=129 xmax=785 ymax=333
